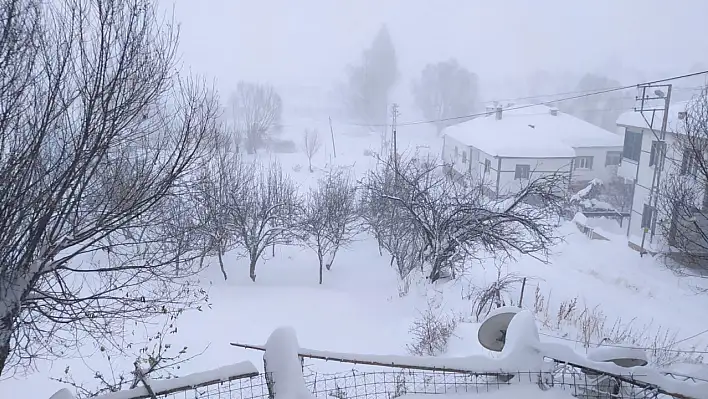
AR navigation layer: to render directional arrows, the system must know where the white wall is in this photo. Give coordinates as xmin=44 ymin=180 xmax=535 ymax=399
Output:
xmin=496 ymin=156 xmax=573 ymax=196
xmin=623 ymin=126 xmax=683 ymax=246
xmin=572 ymin=146 xmax=622 ymax=184
xmin=442 ymin=135 xmax=471 ymax=175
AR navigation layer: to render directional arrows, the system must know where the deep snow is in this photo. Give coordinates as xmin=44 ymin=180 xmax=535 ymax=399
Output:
xmin=2 ymin=109 xmax=708 ymax=399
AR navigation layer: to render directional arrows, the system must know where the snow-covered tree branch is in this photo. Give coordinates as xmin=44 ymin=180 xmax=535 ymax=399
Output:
xmin=363 ymin=154 xmax=565 ymax=282
xmin=658 ymin=86 xmax=708 ymax=279
xmin=298 ymin=169 xmax=360 ymax=284
xmin=0 ymin=0 xmax=219 ymax=376
xmin=229 ymin=162 xmax=299 ymax=282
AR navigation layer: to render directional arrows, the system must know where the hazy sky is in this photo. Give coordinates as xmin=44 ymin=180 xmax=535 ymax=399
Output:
xmin=164 ymin=0 xmax=708 ymax=97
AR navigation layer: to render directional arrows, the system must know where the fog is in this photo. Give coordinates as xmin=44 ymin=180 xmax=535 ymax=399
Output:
xmin=167 ymin=0 xmax=708 ymax=99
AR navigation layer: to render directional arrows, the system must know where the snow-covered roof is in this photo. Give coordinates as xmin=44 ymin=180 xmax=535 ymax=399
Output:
xmin=443 ymin=104 xmax=623 ymax=158
xmin=616 ymin=100 xmax=690 ymax=134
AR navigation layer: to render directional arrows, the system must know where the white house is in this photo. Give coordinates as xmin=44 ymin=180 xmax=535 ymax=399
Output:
xmin=442 ymin=104 xmax=624 ymax=197
xmin=616 ymin=101 xmax=705 ymax=252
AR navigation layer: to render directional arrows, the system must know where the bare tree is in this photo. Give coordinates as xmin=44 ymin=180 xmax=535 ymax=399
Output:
xmin=412 ymin=59 xmax=479 ymax=134
xmin=229 ymin=82 xmax=283 ymax=154
xmin=193 ymin=132 xmax=248 ymax=280
xmin=299 ymin=170 xmax=360 ymax=284
xmin=364 ymin=154 xmax=565 ymax=282
xmin=302 ymin=128 xmax=322 ymax=173
xmin=658 ymin=87 xmax=708 ymax=278
xmin=0 ymin=0 xmax=219 ymax=376
xmin=360 ymin=160 xmax=424 ymax=283
xmin=230 ymin=162 xmax=299 ymax=282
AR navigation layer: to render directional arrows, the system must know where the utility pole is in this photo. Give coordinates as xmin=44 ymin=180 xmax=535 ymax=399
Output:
xmin=328 ymin=116 xmax=337 ymax=158
xmin=391 ymin=103 xmax=399 ymax=170
xmin=636 ymin=83 xmax=672 ymax=255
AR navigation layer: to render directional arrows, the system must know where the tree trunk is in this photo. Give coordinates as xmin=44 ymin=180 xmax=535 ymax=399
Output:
xmin=0 ymin=309 xmax=17 ymax=376
xmin=318 ymin=251 xmax=324 ymax=285
xmin=308 ymin=158 xmax=313 ymax=173
xmin=249 ymin=256 xmax=257 ymax=282
xmin=218 ymin=250 xmax=227 ymax=280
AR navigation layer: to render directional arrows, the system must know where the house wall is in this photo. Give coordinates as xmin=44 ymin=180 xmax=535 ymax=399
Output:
xmin=572 ymin=146 xmax=623 ymax=185
xmin=442 ymin=135 xmax=471 ymax=176
xmin=496 ymin=157 xmax=573 ymax=196
xmin=621 ymin=126 xmax=684 ymax=247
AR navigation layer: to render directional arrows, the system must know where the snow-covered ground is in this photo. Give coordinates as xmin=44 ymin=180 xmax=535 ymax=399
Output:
xmin=2 ymin=111 xmax=708 ymax=398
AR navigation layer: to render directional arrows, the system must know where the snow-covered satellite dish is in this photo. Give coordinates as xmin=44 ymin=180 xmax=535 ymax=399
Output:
xmin=477 ymin=306 xmax=522 ymax=352
xmin=585 ymin=346 xmax=648 ymax=373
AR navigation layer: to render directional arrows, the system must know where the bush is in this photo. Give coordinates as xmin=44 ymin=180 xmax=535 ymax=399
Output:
xmin=406 ymin=301 xmax=458 ymax=356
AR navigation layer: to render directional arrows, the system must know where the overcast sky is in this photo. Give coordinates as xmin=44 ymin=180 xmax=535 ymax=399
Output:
xmin=164 ymin=0 xmax=708 ymax=98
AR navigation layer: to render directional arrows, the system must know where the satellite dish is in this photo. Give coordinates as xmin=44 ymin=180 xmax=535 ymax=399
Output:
xmin=584 ymin=346 xmax=648 ymax=375
xmin=477 ymin=306 xmax=521 ymax=352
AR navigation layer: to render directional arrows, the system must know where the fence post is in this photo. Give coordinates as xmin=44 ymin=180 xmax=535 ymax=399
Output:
xmin=263 ymin=357 xmax=275 ymax=399
xmin=263 ymin=327 xmax=316 ymax=399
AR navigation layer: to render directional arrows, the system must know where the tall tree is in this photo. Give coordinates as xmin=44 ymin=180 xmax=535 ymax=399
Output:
xmin=560 ymin=73 xmax=633 ymax=131
xmin=229 ymin=82 xmax=283 ymax=153
xmin=412 ymin=59 xmax=479 ymax=133
xmin=343 ymin=25 xmax=398 ymax=129
xmin=0 ymin=0 xmax=219 ymax=376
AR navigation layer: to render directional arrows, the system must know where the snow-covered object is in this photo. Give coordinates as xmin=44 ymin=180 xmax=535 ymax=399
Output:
xmin=263 ymin=327 xmax=315 ymax=399
xmin=498 ymin=310 xmax=544 ymax=373
xmin=49 ymin=388 xmax=76 ymax=399
xmin=444 ymin=104 xmax=622 ymax=158
xmin=570 ymin=178 xmax=603 ymax=203
xmin=401 ymin=384 xmax=577 ymax=399
xmin=586 ymin=346 xmax=648 ymax=368
xmin=477 ymin=306 xmax=522 ymax=352
xmin=571 ymin=212 xmax=587 ymax=225
xmin=93 ymin=361 xmax=259 ymax=399
xmin=664 ymin=362 xmax=708 ymax=382
xmin=537 ymin=342 xmax=708 ymax=399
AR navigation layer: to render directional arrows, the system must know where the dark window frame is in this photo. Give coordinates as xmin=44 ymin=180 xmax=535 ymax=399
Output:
xmin=514 ymin=164 xmax=530 ymax=180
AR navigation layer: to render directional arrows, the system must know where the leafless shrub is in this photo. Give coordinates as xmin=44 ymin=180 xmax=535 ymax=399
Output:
xmin=468 ymin=270 xmax=525 ymax=322
xmin=0 ymin=0 xmax=219 ymax=376
xmin=230 ymin=82 xmax=283 ymax=153
xmin=298 ymin=169 xmax=360 ymax=284
xmin=531 ymin=291 xmax=707 ymax=366
xmin=303 ymin=128 xmax=322 ymax=172
xmin=406 ymin=301 xmax=458 ymax=356
xmin=52 ymin=318 xmax=205 ymax=398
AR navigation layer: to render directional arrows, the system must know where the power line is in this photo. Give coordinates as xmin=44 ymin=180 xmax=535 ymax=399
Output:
xmin=388 ymin=69 xmax=708 ymax=128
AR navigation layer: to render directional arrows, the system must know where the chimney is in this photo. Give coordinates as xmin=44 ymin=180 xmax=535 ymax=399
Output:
xmin=495 ymin=106 xmax=503 ymax=120
xmin=549 ymin=107 xmax=559 ymax=116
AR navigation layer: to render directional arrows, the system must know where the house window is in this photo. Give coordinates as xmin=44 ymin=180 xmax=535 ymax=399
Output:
xmin=605 ymin=151 xmax=621 ymax=166
xmin=622 ymin=130 xmax=642 ymax=162
xmin=484 ymin=159 xmax=491 ymax=174
xmin=462 ymin=151 xmax=467 ymax=163
xmin=454 ymin=146 xmax=459 ymax=158
xmin=641 ymin=204 xmax=654 ymax=229
xmin=680 ymin=149 xmax=699 ymax=177
xmin=575 ymin=156 xmax=594 ymax=170
xmin=649 ymin=141 xmax=665 ymax=167
xmin=514 ymin=164 xmax=530 ymax=179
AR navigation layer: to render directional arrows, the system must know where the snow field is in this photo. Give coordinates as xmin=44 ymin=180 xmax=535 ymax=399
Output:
xmin=2 ymin=111 xmax=708 ymax=398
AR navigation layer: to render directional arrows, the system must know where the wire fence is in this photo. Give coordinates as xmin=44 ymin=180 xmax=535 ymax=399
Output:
xmin=142 ymin=361 xmax=670 ymax=399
